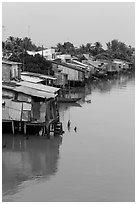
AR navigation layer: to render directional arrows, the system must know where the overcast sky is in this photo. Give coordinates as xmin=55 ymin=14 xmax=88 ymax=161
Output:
xmin=2 ymin=2 xmax=135 ymax=48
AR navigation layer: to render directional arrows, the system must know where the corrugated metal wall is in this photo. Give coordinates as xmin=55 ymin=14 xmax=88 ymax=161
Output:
xmin=2 ymin=89 xmax=15 ymax=98
xmin=2 ymin=63 xmax=21 ymax=81
xmin=58 ymin=65 xmax=79 ymax=81
xmin=17 ymin=93 xmax=31 ymax=103
xmin=22 ymin=102 xmax=31 ymax=121
xmin=2 ymin=64 xmax=11 ymax=81
xmin=11 ymin=64 xmax=19 ymax=79
xmin=2 ymin=99 xmax=22 ymax=121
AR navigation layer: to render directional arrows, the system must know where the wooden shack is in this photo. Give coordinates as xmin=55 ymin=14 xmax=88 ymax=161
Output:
xmin=2 ymin=60 xmax=22 ymax=82
xmin=104 ymin=59 xmax=132 ymax=75
xmin=51 ymin=61 xmax=85 ymax=86
xmin=54 ymin=72 xmax=68 ymax=88
xmin=21 ymin=71 xmax=57 ymax=86
xmin=87 ymin=59 xmax=108 ymax=77
xmin=2 ymin=81 xmax=62 ymax=137
xmin=112 ymin=59 xmax=132 ymax=71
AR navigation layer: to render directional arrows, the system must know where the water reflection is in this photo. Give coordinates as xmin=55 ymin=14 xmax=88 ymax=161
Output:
xmin=59 ymin=72 xmax=135 ymax=129
xmin=90 ymin=73 xmax=135 ymax=94
xmin=2 ymin=72 xmax=135 ymax=202
xmin=2 ymin=134 xmax=62 ymax=196
xmin=64 ymin=73 xmax=135 ymax=101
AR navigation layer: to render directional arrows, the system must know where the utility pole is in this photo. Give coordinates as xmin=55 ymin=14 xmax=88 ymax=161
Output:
xmin=22 ymin=39 xmax=25 ymax=72
xmin=23 ymin=48 xmax=25 ymax=72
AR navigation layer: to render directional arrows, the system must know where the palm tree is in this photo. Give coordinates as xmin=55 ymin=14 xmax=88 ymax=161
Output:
xmin=56 ymin=43 xmax=63 ymax=52
xmin=86 ymin=43 xmax=91 ymax=53
xmin=94 ymin=42 xmax=102 ymax=51
xmin=91 ymin=42 xmax=103 ymax=56
xmin=79 ymin=44 xmax=86 ymax=53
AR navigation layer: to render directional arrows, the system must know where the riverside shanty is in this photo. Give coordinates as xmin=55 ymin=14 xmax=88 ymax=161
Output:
xmin=2 ymin=60 xmax=62 ymax=137
xmin=2 ymin=48 xmax=134 ymax=136
xmin=32 ymin=52 xmax=133 ymax=83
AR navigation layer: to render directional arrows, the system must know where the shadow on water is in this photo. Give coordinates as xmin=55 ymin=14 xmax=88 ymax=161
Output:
xmin=68 ymin=72 xmax=135 ymax=101
xmin=2 ymin=134 xmax=62 ymax=197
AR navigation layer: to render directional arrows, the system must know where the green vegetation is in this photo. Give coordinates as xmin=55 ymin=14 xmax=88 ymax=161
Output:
xmin=56 ymin=40 xmax=135 ymax=63
xmin=2 ymin=36 xmax=135 ymax=75
xmin=2 ymin=36 xmax=42 ymax=52
xmin=2 ymin=36 xmax=52 ymax=75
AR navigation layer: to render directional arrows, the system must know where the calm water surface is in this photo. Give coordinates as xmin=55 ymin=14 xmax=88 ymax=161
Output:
xmin=2 ymin=73 xmax=135 ymax=202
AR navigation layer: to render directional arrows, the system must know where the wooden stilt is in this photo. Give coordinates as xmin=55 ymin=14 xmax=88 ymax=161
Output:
xmin=12 ymin=120 xmax=15 ymax=135
xmin=24 ymin=123 xmax=26 ymax=135
xmin=47 ymin=125 xmax=50 ymax=139
xmin=50 ymin=124 xmax=52 ymax=132
xmin=42 ymin=127 xmax=45 ymax=136
xmin=12 ymin=137 xmax=15 ymax=149
xmin=19 ymin=122 xmax=21 ymax=132
xmin=53 ymin=123 xmax=55 ymax=132
xmin=43 ymin=126 xmax=46 ymax=135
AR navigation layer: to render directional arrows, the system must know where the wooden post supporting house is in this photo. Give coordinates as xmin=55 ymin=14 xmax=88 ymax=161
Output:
xmin=24 ymin=122 xmax=27 ymax=135
xmin=12 ymin=120 xmax=15 ymax=135
xmin=19 ymin=121 xmax=22 ymax=132
xmin=43 ymin=125 xmax=46 ymax=135
xmin=46 ymin=124 xmax=51 ymax=139
xmin=2 ymin=79 xmax=61 ymax=137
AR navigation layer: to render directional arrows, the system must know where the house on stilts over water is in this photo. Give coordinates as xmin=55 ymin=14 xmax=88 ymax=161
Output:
xmin=2 ymin=59 xmax=63 ymax=137
xmin=50 ymin=59 xmax=90 ymax=87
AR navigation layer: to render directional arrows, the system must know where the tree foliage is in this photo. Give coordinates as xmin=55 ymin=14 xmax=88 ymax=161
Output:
xmin=2 ymin=36 xmax=52 ymax=75
xmin=105 ymin=39 xmax=135 ymax=62
xmin=2 ymin=36 xmax=135 ymax=75
xmin=56 ymin=41 xmax=76 ymax=55
xmin=3 ymin=36 xmax=41 ymax=53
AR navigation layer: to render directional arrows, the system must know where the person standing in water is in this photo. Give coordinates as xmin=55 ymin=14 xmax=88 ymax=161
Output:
xmin=67 ymin=120 xmax=71 ymax=131
xmin=74 ymin=126 xmax=77 ymax=132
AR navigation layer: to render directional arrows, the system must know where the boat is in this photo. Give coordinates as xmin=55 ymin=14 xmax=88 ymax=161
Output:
xmin=58 ymin=97 xmax=81 ymax=103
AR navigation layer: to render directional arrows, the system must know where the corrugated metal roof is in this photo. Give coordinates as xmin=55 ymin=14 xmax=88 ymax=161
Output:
xmin=39 ymin=74 xmax=57 ymax=80
xmin=2 ymin=100 xmax=22 ymax=121
xmin=51 ymin=60 xmax=85 ymax=72
xmin=2 ymin=85 xmax=15 ymax=91
xmin=17 ymin=81 xmax=60 ymax=93
xmin=88 ymin=60 xmax=102 ymax=68
xmin=2 ymin=60 xmax=22 ymax=65
xmin=21 ymin=75 xmax=45 ymax=83
xmin=21 ymin=72 xmax=57 ymax=80
xmin=72 ymin=60 xmax=88 ymax=68
xmin=14 ymin=86 xmax=57 ymax=99
xmin=83 ymin=54 xmax=89 ymax=60
xmin=67 ymin=62 xmax=86 ymax=71
xmin=2 ymin=81 xmax=17 ymax=87
xmin=2 ymin=83 xmax=57 ymax=99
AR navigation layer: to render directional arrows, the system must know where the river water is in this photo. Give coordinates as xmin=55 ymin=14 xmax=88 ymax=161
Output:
xmin=2 ymin=73 xmax=135 ymax=202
